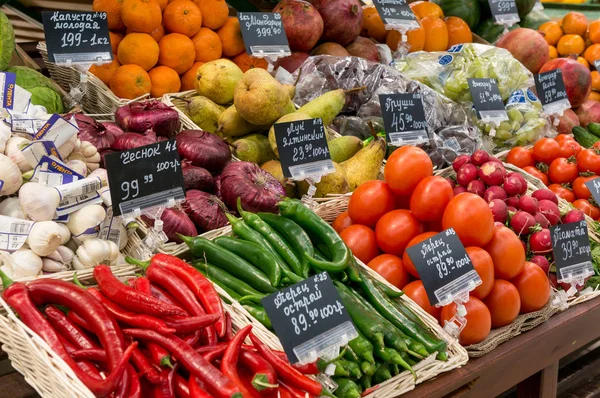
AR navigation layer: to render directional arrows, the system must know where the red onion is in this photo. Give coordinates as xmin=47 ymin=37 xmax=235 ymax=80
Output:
xmin=142 ymin=208 xmax=197 ymax=244
xmin=182 ymin=190 xmax=228 ymax=232
xmin=113 ymin=129 xmax=158 ymax=151
xmin=78 ymin=120 xmax=125 ymax=150
xmin=214 ymin=175 xmax=222 ymax=199
xmin=115 ymin=101 xmax=180 ymax=137
xmin=220 ymin=162 xmax=286 ymax=214
xmin=99 ymin=148 xmax=116 ymax=168
xmin=182 ymin=160 xmax=214 ymax=192
xmin=176 ymin=130 xmax=231 ymax=173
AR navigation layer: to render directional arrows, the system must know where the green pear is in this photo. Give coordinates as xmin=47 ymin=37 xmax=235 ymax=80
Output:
xmin=218 ymin=105 xmax=266 ymax=138
xmin=195 ymin=59 xmax=243 ymax=105
xmin=185 ymin=96 xmax=225 ymax=134
xmin=328 ymin=136 xmax=363 ymax=163
xmin=261 ymin=160 xmax=297 ymax=198
xmin=341 ymin=136 xmax=386 ymax=190
xmin=267 ymin=112 xmax=313 ymax=158
xmin=297 ymin=89 xmax=346 ymax=126
xmin=296 ymin=162 xmax=349 ymax=198
xmin=232 ymin=134 xmax=276 ymax=164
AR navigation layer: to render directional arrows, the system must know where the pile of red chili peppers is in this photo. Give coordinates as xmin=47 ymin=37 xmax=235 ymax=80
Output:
xmin=0 ymin=253 xmax=329 ymax=398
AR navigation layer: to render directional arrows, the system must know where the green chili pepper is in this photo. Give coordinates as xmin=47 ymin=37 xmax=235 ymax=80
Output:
xmin=193 ymin=261 xmax=266 ymax=298
xmin=333 ymin=378 xmax=362 ymax=398
xmin=373 ymin=364 xmax=392 ymax=385
xmin=359 ymin=374 xmax=372 ymax=391
xmin=347 ymin=258 xmax=401 ymax=297
xmin=361 ymin=361 xmax=376 ymax=377
xmin=374 ymin=347 xmax=415 ymax=379
xmin=348 ymin=329 xmax=375 ymax=364
xmin=338 ymin=359 xmax=362 ymax=379
xmin=343 ymin=346 xmax=360 ymax=362
xmin=317 ymin=360 xmax=350 ymax=377
xmin=389 ymin=363 xmax=400 ymax=376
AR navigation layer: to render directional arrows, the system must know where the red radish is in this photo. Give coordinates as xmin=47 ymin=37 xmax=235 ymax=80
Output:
xmin=478 ymin=161 xmax=507 ymax=186
xmin=445 ymin=177 xmax=456 ymax=188
xmin=488 ymin=156 xmax=503 ymax=164
xmin=489 ymin=199 xmax=508 ymax=223
xmin=452 ymin=154 xmax=471 ymax=172
xmin=563 ymin=209 xmax=586 ymax=223
xmin=467 ymin=179 xmax=486 ymax=197
xmin=508 ymin=206 xmax=517 ymax=212
xmin=506 ymin=196 xmax=520 ymax=208
xmin=538 ymin=200 xmax=561 ymax=225
xmin=534 ymin=212 xmax=550 ymax=229
xmin=507 ymin=172 xmax=528 ymax=195
xmin=518 ymin=196 xmax=539 ymax=215
xmin=510 ymin=211 xmax=536 ymax=235
xmin=530 ymin=255 xmax=550 ymax=274
xmin=483 ymin=186 xmax=507 ymax=202
xmin=456 ymin=163 xmax=478 ymax=187
xmin=454 ymin=186 xmax=467 ymax=195
xmin=532 ymin=189 xmax=558 ymax=205
xmin=549 ymin=272 xmax=559 ymax=289
xmin=503 ymin=175 xmax=523 ymax=197
xmin=530 ymin=228 xmax=552 ymax=254
xmin=495 ymin=221 xmax=506 ymax=227
xmin=471 ymin=150 xmax=490 ymax=166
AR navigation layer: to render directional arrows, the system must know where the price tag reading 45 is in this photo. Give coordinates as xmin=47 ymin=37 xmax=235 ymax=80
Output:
xmin=550 ymin=220 xmax=594 ymax=285
xmin=406 ymin=229 xmax=482 ymax=306
xmin=534 ymin=69 xmax=571 ymax=115
xmin=379 ymin=93 xmax=428 ymax=146
xmin=372 ymin=0 xmax=419 ymax=30
xmin=488 ymin=0 xmax=520 ymax=25
xmin=105 ymin=140 xmax=185 ymax=217
xmin=238 ymin=12 xmax=291 ymax=58
xmin=468 ymin=78 xmax=509 ymax=125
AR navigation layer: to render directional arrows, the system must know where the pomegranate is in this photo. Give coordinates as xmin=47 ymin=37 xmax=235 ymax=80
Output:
xmin=551 ymin=108 xmax=580 ymax=134
xmin=496 ymin=28 xmax=549 ymax=74
xmin=345 ymin=36 xmax=380 ymax=62
xmin=575 ymin=99 xmax=600 ymax=127
xmin=309 ymin=0 xmax=362 ymax=46
xmin=274 ymin=0 xmax=324 ymax=52
xmin=274 ymin=51 xmax=309 ymax=73
xmin=539 ymin=58 xmax=592 ymax=108
xmin=311 ymin=42 xmax=350 ymax=56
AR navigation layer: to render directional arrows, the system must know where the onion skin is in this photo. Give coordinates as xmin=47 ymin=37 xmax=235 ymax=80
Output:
xmin=176 ymin=130 xmax=231 ymax=173
xmin=182 ymin=161 xmax=214 ymax=192
xmin=220 ymin=161 xmax=286 ymax=214
xmin=182 ymin=190 xmax=228 ymax=232
xmin=142 ymin=208 xmax=197 ymax=244
xmin=112 ymin=130 xmax=158 ymax=151
xmin=115 ymin=101 xmax=180 ymax=137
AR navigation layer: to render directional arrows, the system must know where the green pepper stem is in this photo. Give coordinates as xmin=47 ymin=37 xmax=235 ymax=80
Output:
xmin=251 ymin=374 xmax=278 ymax=391
xmin=125 ymin=256 xmax=150 ymax=271
xmin=160 ymin=355 xmax=173 ymax=369
xmin=73 ymin=273 xmax=86 ymax=289
xmin=236 ymin=197 xmax=248 ymax=217
xmin=0 ymin=268 xmax=14 ymax=289
xmin=177 ymin=234 xmax=194 ymax=245
xmin=225 ymin=213 xmax=240 ymax=225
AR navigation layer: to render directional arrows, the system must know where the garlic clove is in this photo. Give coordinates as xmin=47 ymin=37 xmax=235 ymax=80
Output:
xmin=42 ymin=258 xmax=65 ymax=273
xmin=27 ymin=221 xmax=63 ymax=257
xmin=45 ymin=250 xmax=62 ymax=262
xmin=107 ymin=241 xmax=120 ymax=263
xmin=72 ymin=255 xmax=90 ymax=270
xmin=56 ymin=223 xmax=71 ymax=245
xmin=19 ymin=183 xmax=61 ymax=221
xmin=0 ymin=154 xmax=23 ymax=196
xmin=56 ymin=246 xmax=74 ymax=265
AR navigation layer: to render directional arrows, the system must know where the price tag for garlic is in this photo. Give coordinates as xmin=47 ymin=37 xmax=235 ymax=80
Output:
xmin=261 ymin=272 xmax=357 ymax=364
xmin=468 ymin=78 xmax=509 ymax=125
xmin=535 ymin=69 xmax=571 ymax=115
xmin=238 ymin=12 xmax=290 ymax=58
xmin=373 ymin=0 xmax=419 ymax=30
xmin=0 ymin=216 xmax=34 ymax=252
xmin=406 ymin=228 xmax=482 ymax=306
xmin=379 ymin=93 xmax=428 ymax=146
xmin=42 ymin=11 xmax=113 ymax=65
xmin=488 ymin=0 xmax=520 ymax=25
xmin=550 ymin=220 xmax=594 ymax=284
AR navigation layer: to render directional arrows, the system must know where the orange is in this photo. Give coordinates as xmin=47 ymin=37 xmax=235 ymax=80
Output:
xmin=361 ymin=7 xmax=387 ymax=43
xmin=511 ymin=262 xmax=551 ymax=313
xmin=217 ymin=17 xmax=245 ymax=57
xmin=538 ymin=21 xmax=563 ymax=46
xmin=440 ymin=297 xmax=491 ymax=346
xmin=589 ymin=91 xmax=600 ymax=101
xmin=128 ymin=25 xmax=164 ymax=42
xmin=589 ymin=20 xmax=600 ymax=44
xmin=121 ymin=0 xmax=162 ymax=34
xmin=445 ymin=16 xmax=472 ymax=48
xmin=584 ymin=43 xmax=600 ymax=67
xmin=591 ymin=71 xmax=600 ymax=91
xmin=109 ymin=31 xmax=123 ymax=54
xmin=89 ymin=56 xmax=121 ymax=84
xmin=181 ymin=61 xmax=203 ymax=91
xmin=117 ymin=33 xmax=159 ymax=71
xmin=93 ymin=0 xmax=124 ymax=30
xmin=155 ymin=0 xmax=168 ymax=10
xmin=562 ymin=12 xmax=588 ymax=38
xmin=484 ymin=280 xmax=521 ymax=328
xmin=548 ymin=45 xmax=558 ymax=60
xmin=232 ymin=52 xmax=268 ymax=72
xmin=577 ymin=56 xmax=590 ymax=69
xmin=109 ymin=64 xmax=151 ymax=99
xmin=409 ymin=1 xmax=444 ymax=20
xmin=158 ymin=33 xmax=196 ymax=74
xmin=191 ymin=27 xmax=222 ymax=62
xmin=403 ymin=281 xmax=441 ymax=321
xmin=467 ymin=247 xmax=495 ymax=301
xmin=163 ymin=0 xmax=202 ymax=37
xmin=148 ymin=66 xmax=181 ymax=97
xmin=421 ymin=16 xmax=448 ymax=52
xmin=557 ymin=34 xmax=585 ymax=56
xmin=192 ymin=0 xmax=228 ymax=30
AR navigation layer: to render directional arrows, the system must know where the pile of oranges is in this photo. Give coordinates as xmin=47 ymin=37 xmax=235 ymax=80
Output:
xmin=89 ymin=0 xmax=266 ymax=99
xmin=539 ymin=11 xmax=600 ymax=101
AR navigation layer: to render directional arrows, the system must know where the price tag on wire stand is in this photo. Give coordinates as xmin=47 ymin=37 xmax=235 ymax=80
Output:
xmin=488 ymin=0 xmax=520 ymax=26
xmin=379 ymin=93 xmax=428 ymax=146
xmin=261 ymin=272 xmax=358 ymax=365
xmin=586 ymin=177 xmax=600 ymax=205
xmin=372 ymin=0 xmax=420 ymax=31
xmin=238 ymin=12 xmax=291 ymax=59
xmin=535 ymin=69 xmax=571 ymax=116
xmin=42 ymin=11 xmax=113 ymax=65
xmin=550 ymin=220 xmax=594 ymax=294
xmin=468 ymin=78 xmax=509 ymax=126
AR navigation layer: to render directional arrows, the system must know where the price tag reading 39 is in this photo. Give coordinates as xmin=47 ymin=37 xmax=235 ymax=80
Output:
xmin=488 ymin=0 xmax=520 ymax=25
xmin=105 ymin=140 xmax=185 ymax=217
xmin=406 ymin=228 xmax=482 ymax=306
xmin=534 ymin=69 xmax=571 ymax=115
xmin=372 ymin=0 xmax=419 ymax=30
xmin=468 ymin=78 xmax=509 ymax=125
xmin=238 ymin=12 xmax=291 ymax=58
xmin=550 ymin=220 xmax=594 ymax=286
xmin=379 ymin=93 xmax=428 ymax=146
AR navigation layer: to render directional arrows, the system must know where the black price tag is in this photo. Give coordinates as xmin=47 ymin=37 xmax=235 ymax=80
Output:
xmin=406 ymin=229 xmax=482 ymax=306
xmin=586 ymin=177 xmax=600 ymax=204
xmin=468 ymin=78 xmax=508 ymax=124
xmin=261 ymin=272 xmax=357 ymax=364
xmin=488 ymin=0 xmax=520 ymax=24
xmin=534 ymin=69 xmax=571 ymax=114
xmin=42 ymin=11 xmax=113 ymax=65
xmin=379 ymin=93 xmax=428 ymax=146
xmin=238 ymin=12 xmax=290 ymax=58
xmin=550 ymin=221 xmax=594 ymax=283
xmin=372 ymin=0 xmax=419 ymax=29
xmin=274 ymin=118 xmax=335 ymax=180
xmin=105 ymin=140 xmax=185 ymax=217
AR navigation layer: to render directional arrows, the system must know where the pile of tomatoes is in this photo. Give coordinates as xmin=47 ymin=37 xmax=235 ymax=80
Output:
xmin=506 ymin=135 xmax=600 ymax=219
xmin=332 ymin=146 xmax=551 ymax=346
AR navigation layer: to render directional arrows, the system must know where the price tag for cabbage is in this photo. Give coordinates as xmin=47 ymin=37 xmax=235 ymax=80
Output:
xmin=468 ymin=78 xmax=509 ymax=125
xmin=534 ymin=69 xmax=571 ymax=115
xmin=274 ymin=117 xmax=335 ymax=180
xmin=550 ymin=221 xmax=594 ymax=283
xmin=379 ymin=93 xmax=428 ymax=146
xmin=261 ymin=272 xmax=357 ymax=364
xmin=488 ymin=0 xmax=520 ymax=25
xmin=238 ymin=12 xmax=291 ymax=58
xmin=105 ymin=140 xmax=185 ymax=217
xmin=372 ymin=0 xmax=419 ymax=30
xmin=406 ymin=229 xmax=482 ymax=306
xmin=42 ymin=11 xmax=113 ymax=65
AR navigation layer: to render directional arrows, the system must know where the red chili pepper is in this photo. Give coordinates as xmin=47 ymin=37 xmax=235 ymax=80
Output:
xmin=114 ymin=365 xmax=132 ymax=398
xmin=163 ymin=314 xmax=219 ymax=335
xmin=59 ymin=335 xmax=103 ymax=379
xmin=174 ymin=374 xmax=190 ymax=398
xmin=196 ymin=343 xmax=227 ymax=355
xmin=93 ymin=265 xmax=186 ymax=317
xmin=272 ymin=352 xmax=319 ymax=375
xmin=183 ymin=330 xmax=203 ymax=347
xmin=278 ymin=381 xmax=315 ymax=398
xmin=150 ymin=284 xmax=184 ymax=309
xmin=238 ymin=369 xmax=263 ymax=398
xmin=67 ymin=310 xmax=92 ymax=331
xmin=223 ymin=312 xmax=233 ymax=342
xmin=249 ymin=333 xmax=323 ymax=397
xmin=189 ymin=376 xmax=212 ymax=398
xmin=135 ymin=276 xmax=152 ymax=294
xmin=240 ymin=348 xmax=278 ymax=393
xmin=221 ymin=325 xmax=254 ymax=397
xmin=71 ymin=348 xmax=107 ymax=362
xmin=127 ymin=365 xmax=142 ymax=398
xmin=45 ymin=306 xmax=98 ymax=349
xmin=131 ymin=347 xmax=162 ymax=385
xmin=153 ymin=368 xmax=176 ymax=398
xmin=278 ymin=385 xmax=293 ymax=398
xmin=203 ymin=345 xmax=227 ymax=364
xmin=128 ymin=255 xmax=225 ymax=337
xmin=148 ymin=341 xmax=174 ymax=369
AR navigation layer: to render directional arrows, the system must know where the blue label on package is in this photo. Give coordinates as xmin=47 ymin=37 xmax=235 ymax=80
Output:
xmin=1 ymin=72 xmax=16 ymax=110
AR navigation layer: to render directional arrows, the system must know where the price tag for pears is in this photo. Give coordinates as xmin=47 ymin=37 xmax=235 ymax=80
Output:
xmin=379 ymin=93 xmax=428 ymax=146
xmin=372 ymin=0 xmax=419 ymax=30
xmin=238 ymin=12 xmax=291 ymax=58
xmin=534 ymin=69 xmax=571 ymax=115
xmin=488 ymin=0 xmax=520 ymax=25
xmin=468 ymin=78 xmax=509 ymax=125
xmin=550 ymin=221 xmax=594 ymax=284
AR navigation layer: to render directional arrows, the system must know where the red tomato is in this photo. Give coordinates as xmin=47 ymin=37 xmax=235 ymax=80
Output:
xmin=511 ymin=262 xmax=551 ymax=313
xmin=440 ymin=297 xmax=491 ymax=346
xmin=522 ymin=166 xmax=549 ymax=186
xmin=572 ymin=176 xmax=597 ymax=200
xmin=554 ymin=134 xmax=574 ymax=144
xmin=375 ymin=209 xmax=424 ymax=257
xmin=332 ymin=211 xmax=354 ymax=234
xmin=484 ymin=280 xmax=521 ymax=328
xmin=340 ymin=225 xmax=380 ymax=264
xmin=558 ymin=140 xmax=582 ymax=158
xmin=403 ymin=280 xmax=441 ymax=321
xmin=548 ymin=157 xmax=579 ymax=184
xmin=577 ymin=149 xmax=600 ymax=174
xmin=409 ymin=176 xmax=454 ymax=222
xmin=532 ymin=138 xmax=560 ymax=164
xmin=402 ymin=231 xmax=439 ymax=278
xmin=467 ymin=247 xmax=495 ymax=300
xmin=548 ymin=184 xmax=576 ymax=202
xmin=593 ymin=141 xmax=600 ymax=150
xmin=384 ymin=146 xmax=433 ymax=197
xmin=506 ymin=147 xmax=535 ymax=168
xmin=442 ymin=193 xmax=494 ymax=247
xmin=573 ymin=199 xmax=600 ymax=219
xmin=484 ymin=226 xmax=525 ymax=280
xmin=367 ymin=254 xmax=409 ymax=289
xmin=348 ymin=181 xmax=396 ymax=227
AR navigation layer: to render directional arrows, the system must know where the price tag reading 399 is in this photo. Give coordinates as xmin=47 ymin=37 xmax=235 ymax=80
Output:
xmin=550 ymin=220 xmax=594 ymax=284
xmin=238 ymin=12 xmax=291 ymax=58
xmin=534 ymin=69 xmax=571 ymax=115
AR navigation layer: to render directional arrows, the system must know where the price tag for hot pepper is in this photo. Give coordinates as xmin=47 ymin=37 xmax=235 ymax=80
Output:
xmin=488 ymin=0 xmax=520 ymax=25
xmin=105 ymin=140 xmax=185 ymax=217
xmin=42 ymin=11 xmax=113 ymax=65
xmin=550 ymin=221 xmax=594 ymax=283
xmin=406 ymin=229 xmax=482 ymax=307
xmin=468 ymin=78 xmax=509 ymax=125
xmin=274 ymin=117 xmax=335 ymax=180
xmin=261 ymin=272 xmax=358 ymax=364
xmin=372 ymin=0 xmax=419 ymax=30
xmin=534 ymin=69 xmax=571 ymax=115
xmin=238 ymin=12 xmax=291 ymax=58
xmin=379 ymin=93 xmax=428 ymax=146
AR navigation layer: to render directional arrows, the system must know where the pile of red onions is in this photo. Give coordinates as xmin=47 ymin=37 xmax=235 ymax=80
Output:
xmin=113 ymin=129 xmax=158 ymax=151
xmin=72 ymin=114 xmax=124 ymax=150
xmin=142 ymin=208 xmax=197 ymax=244
xmin=182 ymin=160 xmax=214 ymax=192
xmin=115 ymin=101 xmax=180 ymax=137
xmin=182 ymin=190 xmax=228 ymax=232
xmin=176 ymin=130 xmax=231 ymax=173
